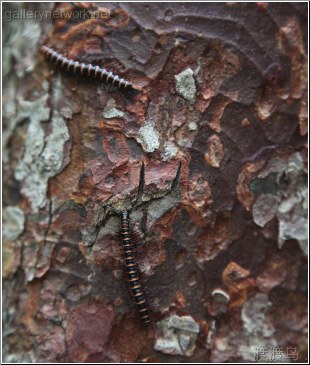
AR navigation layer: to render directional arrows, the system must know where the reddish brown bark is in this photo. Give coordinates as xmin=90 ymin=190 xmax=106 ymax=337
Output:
xmin=3 ymin=2 xmax=308 ymax=363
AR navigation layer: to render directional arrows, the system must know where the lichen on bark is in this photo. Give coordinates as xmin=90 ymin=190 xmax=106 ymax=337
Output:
xmin=2 ymin=2 xmax=308 ymax=363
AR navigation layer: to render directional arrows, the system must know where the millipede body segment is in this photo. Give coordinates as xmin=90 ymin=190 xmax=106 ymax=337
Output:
xmin=121 ymin=210 xmax=151 ymax=325
xmin=40 ymin=45 xmax=133 ymax=91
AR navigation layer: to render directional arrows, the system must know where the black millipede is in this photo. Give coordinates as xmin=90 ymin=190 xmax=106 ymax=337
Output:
xmin=104 ymin=161 xmax=181 ymax=326
xmin=120 ymin=210 xmax=151 ymax=326
xmin=40 ymin=45 xmax=134 ymax=91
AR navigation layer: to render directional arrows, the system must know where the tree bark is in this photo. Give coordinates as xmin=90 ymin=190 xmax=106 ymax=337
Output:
xmin=3 ymin=2 xmax=308 ymax=363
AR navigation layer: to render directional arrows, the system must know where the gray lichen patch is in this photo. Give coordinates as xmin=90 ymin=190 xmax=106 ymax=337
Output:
xmin=252 ymin=152 xmax=308 ymax=254
xmin=3 ymin=206 xmax=25 ymax=240
xmin=252 ymin=194 xmax=279 ymax=227
xmin=15 ymin=97 xmax=70 ymax=212
xmin=242 ymin=293 xmax=274 ymax=337
xmin=155 ymin=315 xmax=200 ymax=356
xmin=3 ymin=80 xmax=49 ymax=161
xmin=188 ymin=121 xmax=197 ymax=131
xmin=277 ymin=152 xmax=308 ymax=253
xmin=40 ymin=113 xmax=70 ymax=172
xmin=2 ymin=2 xmax=41 ymax=79
xmin=137 ymin=122 xmax=160 ymax=153
xmin=14 ymin=95 xmax=50 ymax=177
xmin=161 ymin=142 xmax=178 ymax=161
xmin=2 ymin=352 xmax=32 ymax=364
xmin=238 ymin=293 xmax=286 ymax=362
xmin=175 ymin=68 xmax=196 ymax=102
xmin=3 ymin=81 xmax=19 ymax=163
xmin=103 ymin=107 xmax=124 ymax=119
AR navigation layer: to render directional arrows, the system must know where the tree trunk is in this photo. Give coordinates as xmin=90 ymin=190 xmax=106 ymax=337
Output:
xmin=3 ymin=2 xmax=308 ymax=363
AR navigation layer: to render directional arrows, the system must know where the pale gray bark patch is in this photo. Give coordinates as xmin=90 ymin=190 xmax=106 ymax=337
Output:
xmin=175 ymin=68 xmax=196 ymax=102
xmin=103 ymin=107 xmax=125 ymax=119
xmin=2 ymin=2 xmax=42 ymax=80
xmin=277 ymin=153 xmax=308 ymax=254
xmin=252 ymin=194 xmax=279 ymax=227
xmin=161 ymin=142 xmax=178 ymax=161
xmin=239 ymin=293 xmax=282 ymax=362
xmin=155 ymin=315 xmax=200 ymax=356
xmin=251 ymin=152 xmax=307 ymax=254
xmin=3 ymin=206 xmax=25 ymax=240
xmin=15 ymin=99 xmax=70 ymax=212
xmin=137 ymin=122 xmax=160 ymax=152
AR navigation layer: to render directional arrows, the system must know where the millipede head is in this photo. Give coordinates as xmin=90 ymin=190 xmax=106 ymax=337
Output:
xmin=121 ymin=210 xmax=129 ymax=220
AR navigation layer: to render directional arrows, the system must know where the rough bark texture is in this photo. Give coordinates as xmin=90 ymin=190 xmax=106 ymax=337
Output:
xmin=2 ymin=2 xmax=308 ymax=363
